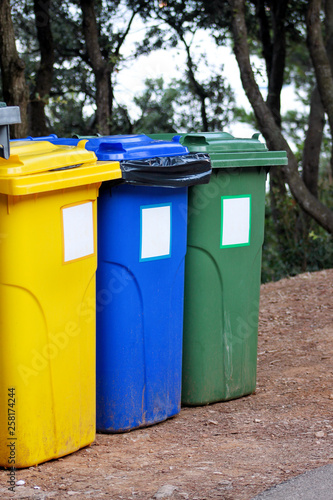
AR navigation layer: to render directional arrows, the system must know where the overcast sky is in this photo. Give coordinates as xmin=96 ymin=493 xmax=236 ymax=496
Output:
xmin=112 ymin=22 xmax=301 ymax=141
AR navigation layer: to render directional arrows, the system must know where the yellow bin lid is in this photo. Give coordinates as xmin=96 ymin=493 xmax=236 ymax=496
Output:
xmin=0 ymin=140 xmax=122 ymax=195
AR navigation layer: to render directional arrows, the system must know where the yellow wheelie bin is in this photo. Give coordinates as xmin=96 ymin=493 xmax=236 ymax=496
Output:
xmin=0 ymin=126 xmax=121 ymax=468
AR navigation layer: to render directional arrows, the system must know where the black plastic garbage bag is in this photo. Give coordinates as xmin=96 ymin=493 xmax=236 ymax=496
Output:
xmin=119 ymin=153 xmax=212 ymax=187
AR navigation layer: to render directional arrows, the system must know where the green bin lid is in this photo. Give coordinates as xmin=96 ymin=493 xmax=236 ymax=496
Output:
xmin=72 ymin=134 xmax=101 ymax=139
xmin=148 ymin=132 xmax=288 ymax=168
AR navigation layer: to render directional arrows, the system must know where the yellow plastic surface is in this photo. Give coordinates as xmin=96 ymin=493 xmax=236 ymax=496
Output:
xmin=0 ymin=141 xmax=122 ymax=196
xmin=0 ymin=140 xmax=96 ymax=177
xmin=0 ymin=148 xmax=122 ymax=468
xmin=0 ymin=186 xmax=99 ymax=468
xmin=0 ymin=160 xmax=122 ymax=196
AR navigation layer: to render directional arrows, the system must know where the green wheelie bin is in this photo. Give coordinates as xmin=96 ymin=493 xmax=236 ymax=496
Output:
xmin=149 ymin=132 xmax=288 ymax=405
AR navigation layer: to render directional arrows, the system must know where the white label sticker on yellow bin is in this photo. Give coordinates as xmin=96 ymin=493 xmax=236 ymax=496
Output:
xmin=62 ymin=202 xmax=94 ymax=262
xmin=140 ymin=204 xmax=172 ymax=261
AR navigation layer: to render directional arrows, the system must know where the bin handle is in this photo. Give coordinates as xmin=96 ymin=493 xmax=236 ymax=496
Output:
xmin=51 ymin=163 xmax=83 ymax=172
xmin=0 ymin=105 xmax=21 ymax=160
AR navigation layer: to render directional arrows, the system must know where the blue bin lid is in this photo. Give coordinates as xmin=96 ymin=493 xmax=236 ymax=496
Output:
xmin=19 ymin=134 xmax=189 ymax=160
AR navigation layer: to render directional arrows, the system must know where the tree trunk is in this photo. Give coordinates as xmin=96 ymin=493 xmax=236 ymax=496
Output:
xmin=230 ymin=0 xmax=333 ymax=234
xmin=307 ymin=0 xmax=333 ymax=142
xmin=302 ymin=86 xmax=325 ymax=198
xmin=256 ymin=0 xmax=288 ymax=238
xmin=30 ymin=0 xmax=55 ymax=137
xmin=182 ymin=35 xmax=209 ymax=131
xmin=256 ymin=0 xmax=288 ymax=128
xmin=303 ymin=0 xmax=333 ymax=197
xmin=256 ymin=0 xmax=273 ymax=77
xmin=80 ymin=0 xmax=111 ymax=135
xmin=266 ymin=0 xmax=288 ymax=128
xmin=0 ymin=0 xmax=28 ymax=138
xmin=324 ymin=0 xmax=333 ymax=177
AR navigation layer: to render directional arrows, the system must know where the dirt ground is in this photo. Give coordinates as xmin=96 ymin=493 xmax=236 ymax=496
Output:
xmin=1 ymin=269 xmax=333 ymax=500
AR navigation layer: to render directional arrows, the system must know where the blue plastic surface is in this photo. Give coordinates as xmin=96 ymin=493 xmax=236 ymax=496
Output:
xmin=19 ymin=134 xmax=189 ymax=160
xmin=85 ymin=135 xmax=188 ymax=160
xmin=96 ymin=183 xmax=188 ymax=432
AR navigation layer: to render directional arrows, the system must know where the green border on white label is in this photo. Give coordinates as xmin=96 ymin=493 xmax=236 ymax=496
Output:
xmin=220 ymin=195 xmax=251 ymax=248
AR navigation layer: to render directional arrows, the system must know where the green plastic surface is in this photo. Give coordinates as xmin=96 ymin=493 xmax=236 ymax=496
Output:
xmin=182 ymin=167 xmax=266 ymax=404
xmin=72 ymin=134 xmax=101 ymax=139
xmin=150 ymin=131 xmax=287 ymax=405
xmin=208 ymin=151 xmax=288 ymax=168
xmin=149 ymin=132 xmax=288 ymax=167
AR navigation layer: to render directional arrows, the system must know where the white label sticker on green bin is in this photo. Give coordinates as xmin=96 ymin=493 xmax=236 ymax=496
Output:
xmin=140 ymin=204 xmax=172 ymax=261
xmin=62 ymin=201 xmax=94 ymax=262
xmin=220 ymin=195 xmax=251 ymax=248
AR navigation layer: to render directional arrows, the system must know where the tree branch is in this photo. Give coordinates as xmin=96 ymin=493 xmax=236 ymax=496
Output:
xmin=230 ymin=0 xmax=333 ymax=233
xmin=114 ymin=10 xmax=137 ymax=58
xmin=307 ymin=0 xmax=333 ymax=138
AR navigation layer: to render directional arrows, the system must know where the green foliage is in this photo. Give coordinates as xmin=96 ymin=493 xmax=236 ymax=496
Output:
xmin=132 ymin=77 xmax=179 ymax=133
xmin=110 ymin=104 xmax=134 ymax=134
xmin=262 ymin=119 xmax=333 ymax=283
xmin=233 ymin=106 xmax=256 ymax=128
xmin=131 ymin=74 xmax=234 ymax=134
xmin=46 ymin=94 xmax=95 ymax=137
xmin=262 ymin=188 xmax=333 ymax=283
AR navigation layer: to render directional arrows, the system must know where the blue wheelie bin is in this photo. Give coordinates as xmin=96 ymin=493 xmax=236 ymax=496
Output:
xmin=93 ymin=136 xmax=211 ymax=432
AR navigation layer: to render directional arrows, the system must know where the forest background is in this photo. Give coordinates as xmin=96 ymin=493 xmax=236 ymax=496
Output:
xmin=0 ymin=0 xmax=332 ymax=282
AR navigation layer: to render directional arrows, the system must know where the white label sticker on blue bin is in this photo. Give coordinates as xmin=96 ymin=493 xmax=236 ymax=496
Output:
xmin=62 ymin=201 xmax=94 ymax=262
xmin=220 ymin=195 xmax=251 ymax=248
xmin=140 ymin=204 xmax=171 ymax=261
